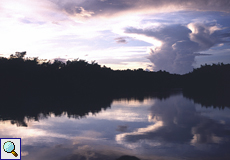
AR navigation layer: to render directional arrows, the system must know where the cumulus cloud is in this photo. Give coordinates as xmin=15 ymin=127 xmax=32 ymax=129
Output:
xmin=1 ymin=0 xmax=229 ymax=71
xmin=124 ymin=23 xmax=230 ymax=74
xmin=187 ymin=23 xmax=222 ymax=50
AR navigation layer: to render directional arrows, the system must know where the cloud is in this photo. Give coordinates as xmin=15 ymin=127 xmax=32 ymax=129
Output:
xmin=0 ymin=0 xmax=229 ymax=71
xmin=62 ymin=5 xmax=94 ymax=18
xmin=53 ymin=58 xmax=68 ymax=63
xmin=124 ymin=23 xmax=230 ymax=74
xmin=114 ymin=37 xmax=128 ymax=44
xmin=116 ymin=125 xmax=128 ymax=132
xmin=187 ymin=23 xmax=222 ymax=50
xmin=50 ymin=0 xmax=230 ymax=19
xmin=194 ymin=53 xmax=212 ymax=56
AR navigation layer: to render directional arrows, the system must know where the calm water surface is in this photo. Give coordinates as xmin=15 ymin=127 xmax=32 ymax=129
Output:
xmin=1 ymin=92 xmax=230 ymax=160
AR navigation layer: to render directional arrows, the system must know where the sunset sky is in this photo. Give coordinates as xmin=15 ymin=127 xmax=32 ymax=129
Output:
xmin=0 ymin=0 xmax=230 ymax=74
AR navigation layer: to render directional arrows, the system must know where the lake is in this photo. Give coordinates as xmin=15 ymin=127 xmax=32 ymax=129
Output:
xmin=0 ymin=91 xmax=230 ymax=160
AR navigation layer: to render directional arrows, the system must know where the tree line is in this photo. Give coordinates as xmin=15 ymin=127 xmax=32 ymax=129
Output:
xmin=0 ymin=51 xmax=229 ymax=97
xmin=0 ymin=51 xmax=229 ymax=126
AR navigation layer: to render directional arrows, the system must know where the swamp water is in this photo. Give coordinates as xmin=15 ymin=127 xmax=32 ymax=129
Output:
xmin=0 ymin=91 xmax=230 ymax=160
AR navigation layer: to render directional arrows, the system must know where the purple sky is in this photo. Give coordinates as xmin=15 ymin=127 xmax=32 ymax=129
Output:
xmin=0 ymin=0 xmax=230 ymax=74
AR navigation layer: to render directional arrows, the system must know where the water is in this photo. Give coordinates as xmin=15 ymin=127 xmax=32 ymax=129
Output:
xmin=0 ymin=92 xmax=230 ymax=160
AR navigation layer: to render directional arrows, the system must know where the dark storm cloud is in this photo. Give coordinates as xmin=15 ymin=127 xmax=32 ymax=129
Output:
xmin=49 ymin=0 xmax=230 ymax=18
xmin=124 ymin=23 xmax=230 ymax=74
xmin=114 ymin=37 xmax=128 ymax=44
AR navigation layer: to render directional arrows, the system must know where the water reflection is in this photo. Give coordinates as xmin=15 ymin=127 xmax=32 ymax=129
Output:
xmin=0 ymin=91 xmax=230 ymax=160
xmin=116 ymin=94 xmax=230 ymax=159
xmin=183 ymin=90 xmax=230 ymax=108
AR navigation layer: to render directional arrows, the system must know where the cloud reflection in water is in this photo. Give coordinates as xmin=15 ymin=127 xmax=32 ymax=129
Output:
xmin=115 ymin=94 xmax=230 ymax=158
xmin=0 ymin=93 xmax=230 ymax=159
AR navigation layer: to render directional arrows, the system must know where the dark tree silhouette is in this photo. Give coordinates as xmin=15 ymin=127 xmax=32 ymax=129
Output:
xmin=0 ymin=52 xmax=229 ymax=125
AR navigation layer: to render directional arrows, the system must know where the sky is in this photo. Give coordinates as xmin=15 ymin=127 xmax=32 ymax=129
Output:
xmin=0 ymin=0 xmax=230 ymax=74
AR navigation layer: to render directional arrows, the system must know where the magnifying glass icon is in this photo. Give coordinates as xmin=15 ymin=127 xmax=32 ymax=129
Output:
xmin=3 ymin=141 xmax=18 ymax=157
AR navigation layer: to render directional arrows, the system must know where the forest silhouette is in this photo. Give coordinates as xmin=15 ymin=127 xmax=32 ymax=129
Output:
xmin=0 ymin=52 xmax=229 ymax=126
